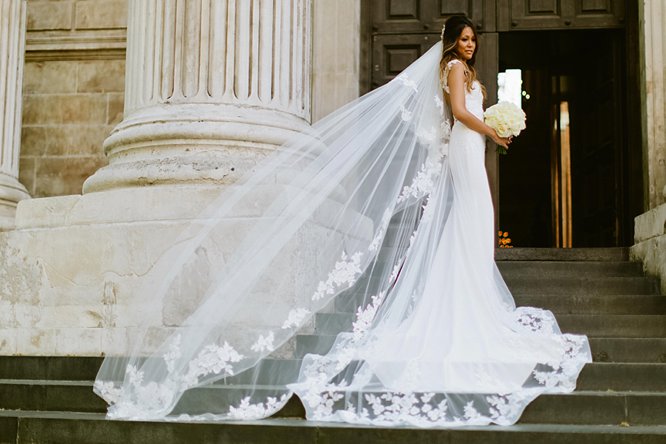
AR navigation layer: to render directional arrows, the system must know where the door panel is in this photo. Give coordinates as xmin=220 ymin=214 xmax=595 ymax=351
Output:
xmin=371 ymin=0 xmax=485 ymax=35
xmin=497 ymin=0 xmax=624 ymax=30
xmin=371 ymin=35 xmax=437 ymax=88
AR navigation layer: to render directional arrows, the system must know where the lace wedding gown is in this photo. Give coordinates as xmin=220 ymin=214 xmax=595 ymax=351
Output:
xmin=94 ymin=43 xmax=592 ymax=427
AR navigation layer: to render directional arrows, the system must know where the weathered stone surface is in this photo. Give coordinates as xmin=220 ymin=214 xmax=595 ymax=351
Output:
xmin=631 ymin=203 xmax=666 ymax=294
xmin=21 ymin=125 xmax=110 ymax=157
xmin=0 ymin=185 xmax=363 ymax=355
xmin=106 ymin=93 xmax=123 ymax=125
xmin=74 ymin=0 xmax=127 ymax=29
xmin=311 ymin=0 xmax=360 ymax=122
xmin=26 ymin=1 xmax=73 ymax=31
xmin=634 ymin=204 xmax=666 ymax=243
xmin=77 ymin=60 xmax=125 ymax=93
xmin=33 ymin=156 xmax=107 ymax=196
xmin=23 ymin=61 xmax=77 ymax=94
xmin=23 ymin=94 xmax=108 ymax=125
xmin=641 ymin=0 xmax=666 ymax=209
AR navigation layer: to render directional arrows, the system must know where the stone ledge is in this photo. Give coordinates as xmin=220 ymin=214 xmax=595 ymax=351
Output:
xmin=634 ymin=203 xmax=666 ymax=243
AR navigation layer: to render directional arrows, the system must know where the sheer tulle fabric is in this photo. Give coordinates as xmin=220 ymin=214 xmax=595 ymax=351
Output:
xmin=94 ymin=42 xmax=592 ymax=426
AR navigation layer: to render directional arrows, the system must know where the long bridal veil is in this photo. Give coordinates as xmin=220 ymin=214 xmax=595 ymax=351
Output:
xmin=94 ymin=41 xmax=591 ymax=426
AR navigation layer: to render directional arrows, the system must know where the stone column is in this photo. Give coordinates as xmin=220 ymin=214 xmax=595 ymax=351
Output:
xmin=0 ymin=0 xmax=30 ymax=229
xmin=641 ymin=0 xmax=666 ymax=208
xmin=83 ymin=0 xmax=312 ymax=193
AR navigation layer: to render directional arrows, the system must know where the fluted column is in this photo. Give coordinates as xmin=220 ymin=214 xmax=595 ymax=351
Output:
xmin=83 ymin=0 xmax=312 ymax=193
xmin=0 ymin=0 xmax=30 ymax=229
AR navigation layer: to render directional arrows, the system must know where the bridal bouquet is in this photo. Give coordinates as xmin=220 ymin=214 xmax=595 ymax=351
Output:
xmin=484 ymin=102 xmax=526 ymax=155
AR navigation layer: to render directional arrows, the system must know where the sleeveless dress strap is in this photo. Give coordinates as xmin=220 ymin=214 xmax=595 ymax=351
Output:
xmin=441 ymin=59 xmax=464 ymax=94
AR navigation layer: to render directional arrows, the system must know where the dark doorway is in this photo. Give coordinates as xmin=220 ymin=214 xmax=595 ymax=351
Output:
xmin=498 ymin=29 xmax=640 ymax=247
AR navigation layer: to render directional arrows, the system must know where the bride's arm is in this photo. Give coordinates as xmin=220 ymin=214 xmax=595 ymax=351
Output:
xmin=447 ymin=64 xmax=510 ymax=149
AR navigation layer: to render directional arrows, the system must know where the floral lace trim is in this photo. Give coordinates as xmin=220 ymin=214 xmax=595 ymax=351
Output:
xmin=352 ymin=291 xmax=387 ymax=342
xmin=282 ymin=308 xmax=312 ymax=329
xmin=397 ymin=158 xmax=442 ymax=205
xmin=312 ymin=251 xmax=363 ymax=301
xmin=228 ymin=394 xmax=290 ymax=420
xmin=250 ymin=332 xmax=275 ymax=353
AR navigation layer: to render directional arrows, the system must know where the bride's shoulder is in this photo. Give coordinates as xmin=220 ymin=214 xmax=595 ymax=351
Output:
xmin=446 ymin=59 xmax=463 ymax=69
xmin=441 ymin=59 xmax=466 ymax=93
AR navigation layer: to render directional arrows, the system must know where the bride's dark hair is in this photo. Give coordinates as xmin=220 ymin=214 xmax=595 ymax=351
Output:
xmin=439 ymin=15 xmax=486 ymax=98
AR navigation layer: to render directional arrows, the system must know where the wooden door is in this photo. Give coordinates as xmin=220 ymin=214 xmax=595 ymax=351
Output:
xmin=366 ymin=0 xmax=491 ymax=89
xmin=498 ymin=0 xmax=625 ymax=31
xmin=569 ymin=32 xmax=624 ymax=246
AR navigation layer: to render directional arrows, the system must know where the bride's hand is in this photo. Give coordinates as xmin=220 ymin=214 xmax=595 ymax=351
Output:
xmin=490 ymin=130 xmax=511 ymax=149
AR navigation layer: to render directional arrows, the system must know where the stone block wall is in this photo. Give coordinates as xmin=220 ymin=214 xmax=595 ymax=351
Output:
xmin=18 ymin=0 xmax=127 ymax=197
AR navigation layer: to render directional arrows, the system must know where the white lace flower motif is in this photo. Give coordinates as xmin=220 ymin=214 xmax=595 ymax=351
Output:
xmin=250 ymin=331 xmax=275 ymax=353
xmin=312 ymin=251 xmax=363 ymax=301
xmin=396 ymin=73 xmax=418 ymax=93
xmin=163 ymin=334 xmax=182 ymax=373
xmin=183 ymin=341 xmax=244 ymax=387
xmin=352 ymin=291 xmax=387 ymax=341
xmin=281 ymin=308 xmax=311 ymax=329
xmin=434 ymin=94 xmax=444 ymax=115
xmin=228 ymin=394 xmax=289 ymax=420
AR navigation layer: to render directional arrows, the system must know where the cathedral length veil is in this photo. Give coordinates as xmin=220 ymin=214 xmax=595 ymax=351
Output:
xmin=94 ymin=41 xmax=592 ymax=426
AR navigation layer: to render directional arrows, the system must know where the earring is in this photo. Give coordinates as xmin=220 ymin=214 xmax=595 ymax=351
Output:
xmin=440 ymin=24 xmax=446 ymax=40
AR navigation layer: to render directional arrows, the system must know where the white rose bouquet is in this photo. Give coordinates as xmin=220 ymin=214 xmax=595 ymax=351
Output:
xmin=484 ymin=101 xmax=526 ymax=154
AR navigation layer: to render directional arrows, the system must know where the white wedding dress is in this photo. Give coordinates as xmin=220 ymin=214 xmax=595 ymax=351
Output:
xmin=94 ymin=43 xmax=592 ymax=427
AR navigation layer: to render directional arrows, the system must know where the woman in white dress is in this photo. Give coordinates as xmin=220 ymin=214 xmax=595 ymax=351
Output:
xmin=94 ymin=15 xmax=592 ymax=427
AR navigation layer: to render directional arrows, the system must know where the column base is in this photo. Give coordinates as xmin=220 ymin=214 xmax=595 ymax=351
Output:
xmin=0 ymin=172 xmax=30 ymax=231
xmin=83 ymin=103 xmax=312 ymax=193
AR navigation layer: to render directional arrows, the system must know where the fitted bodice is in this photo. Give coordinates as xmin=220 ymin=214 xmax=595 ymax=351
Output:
xmin=463 ymin=81 xmax=484 ymax=120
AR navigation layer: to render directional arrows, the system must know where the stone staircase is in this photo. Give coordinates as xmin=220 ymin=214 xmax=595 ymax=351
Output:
xmin=2 ymin=248 xmax=666 ymax=443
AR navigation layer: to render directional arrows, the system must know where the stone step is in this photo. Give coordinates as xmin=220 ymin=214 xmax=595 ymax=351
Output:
xmin=504 ymin=276 xmax=659 ymax=296
xmin=559 ymin=315 xmax=666 ymax=337
xmin=497 ymin=261 xmax=644 ymax=278
xmin=577 ymin=363 xmax=666 ymax=391
xmin=2 ymin=359 xmax=665 ymax=414
xmin=515 ymin=295 xmax=666 ymax=315
xmin=297 ymin=333 xmax=666 ymax=363
xmin=1 ymin=410 xmax=665 ymax=444
xmin=495 ymin=248 xmax=630 ymax=262
xmin=335 ymin=293 xmax=666 ymax=315
xmin=590 ymin=338 xmax=666 ymax=363
xmin=0 ymin=356 xmax=104 ymax=381
xmin=3 ymin=379 xmax=666 ymax=427
xmin=314 ymin=313 xmax=666 ymax=337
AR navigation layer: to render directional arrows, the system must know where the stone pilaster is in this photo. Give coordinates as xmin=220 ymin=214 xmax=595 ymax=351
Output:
xmin=83 ymin=0 xmax=312 ymax=193
xmin=641 ymin=0 xmax=666 ymax=208
xmin=0 ymin=0 xmax=30 ymax=229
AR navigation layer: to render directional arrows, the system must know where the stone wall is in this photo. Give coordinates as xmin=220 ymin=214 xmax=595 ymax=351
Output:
xmin=631 ymin=1 xmax=666 ymax=290
xmin=312 ymin=0 xmax=361 ymax=122
xmin=19 ymin=0 xmax=126 ymax=197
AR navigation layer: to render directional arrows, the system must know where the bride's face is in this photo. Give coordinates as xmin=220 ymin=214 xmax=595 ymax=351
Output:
xmin=455 ymin=26 xmax=476 ymax=61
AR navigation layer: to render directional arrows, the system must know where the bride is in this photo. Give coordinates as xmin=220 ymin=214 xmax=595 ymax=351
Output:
xmin=94 ymin=15 xmax=592 ymax=427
